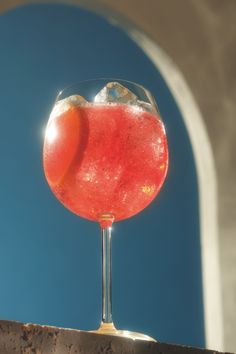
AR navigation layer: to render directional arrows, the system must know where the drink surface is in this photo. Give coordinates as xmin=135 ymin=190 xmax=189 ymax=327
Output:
xmin=43 ymin=102 xmax=168 ymax=225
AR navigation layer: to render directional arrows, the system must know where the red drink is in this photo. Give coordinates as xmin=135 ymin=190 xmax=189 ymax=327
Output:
xmin=43 ymin=101 xmax=168 ymax=226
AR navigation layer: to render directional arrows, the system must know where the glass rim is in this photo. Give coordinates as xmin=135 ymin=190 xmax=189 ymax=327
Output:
xmin=57 ymin=77 xmax=153 ymax=100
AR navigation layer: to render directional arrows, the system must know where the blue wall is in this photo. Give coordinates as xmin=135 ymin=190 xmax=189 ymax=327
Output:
xmin=0 ymin=3 xmax=205 ymax=347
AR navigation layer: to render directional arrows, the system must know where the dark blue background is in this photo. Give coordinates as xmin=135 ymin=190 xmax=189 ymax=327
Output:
xmin=0 ymin=3 xmax=205 ymax=347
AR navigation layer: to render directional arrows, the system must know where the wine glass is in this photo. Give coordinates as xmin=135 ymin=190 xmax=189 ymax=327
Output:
xmin=43 ymin=79 xmax=168 ymax=341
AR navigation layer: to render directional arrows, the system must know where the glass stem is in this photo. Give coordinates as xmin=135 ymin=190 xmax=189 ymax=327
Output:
xmin=101 ymin=226 xmax=113 ymax=324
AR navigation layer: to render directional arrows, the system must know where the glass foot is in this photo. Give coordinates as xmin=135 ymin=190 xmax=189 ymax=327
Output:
xmin=91 ymin=322 xmax=157 ymax=342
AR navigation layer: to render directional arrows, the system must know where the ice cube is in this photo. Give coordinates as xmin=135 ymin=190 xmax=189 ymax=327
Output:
xmin=135 ymin=100 xmax=158 ymax=114
xmin=66 ymin=95 xmax=87 ymax=106
xmin=50 ymin=95 xmax=87 ymax=120
xmin=94 ymin=82 xmax=138 ymax=104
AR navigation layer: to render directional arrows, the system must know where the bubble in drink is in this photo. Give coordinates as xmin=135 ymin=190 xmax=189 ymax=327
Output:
xmin=43 ymin=84 xmax=168 ymax=225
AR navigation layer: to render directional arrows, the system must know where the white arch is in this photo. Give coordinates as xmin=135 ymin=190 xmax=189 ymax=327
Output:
xmin=125 ymin=30 xmax=223 ymax=350
xmin=0 ymin=1 xmax=223 ymax=350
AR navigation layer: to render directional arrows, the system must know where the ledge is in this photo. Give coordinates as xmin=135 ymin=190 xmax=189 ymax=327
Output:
xmin=0 ymin=320 xmax=232 ymax=354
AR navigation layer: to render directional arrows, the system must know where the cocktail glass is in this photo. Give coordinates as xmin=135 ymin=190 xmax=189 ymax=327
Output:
xmin=43 ymin=79 xmax=168 ymax=341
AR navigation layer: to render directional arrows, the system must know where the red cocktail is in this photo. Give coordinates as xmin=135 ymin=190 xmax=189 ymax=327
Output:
xmin=44 ymin=103 xmax=168 ymax=226
xmin=43 ymin=80 xmax=168 ymax=340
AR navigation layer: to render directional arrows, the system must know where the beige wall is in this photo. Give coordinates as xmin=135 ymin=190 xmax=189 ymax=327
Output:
xmin=0 ymin=0 xmax=235 ymax=352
